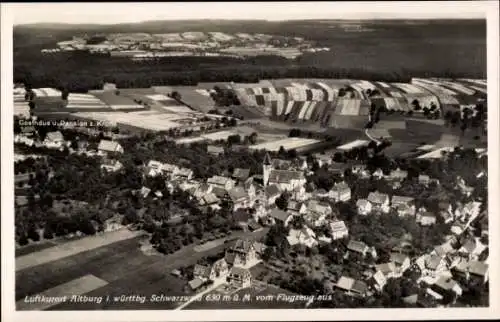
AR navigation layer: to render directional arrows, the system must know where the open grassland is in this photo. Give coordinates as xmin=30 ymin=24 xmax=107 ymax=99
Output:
xmin=17 ymin=228 xmax=269 ymax=310
xmin=16 ymin=228 xmax=144 ymax=272
xmin=16 ymin=275 xmax=108 ymax=311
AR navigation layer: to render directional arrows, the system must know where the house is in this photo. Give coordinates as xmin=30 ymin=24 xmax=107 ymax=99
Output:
xmin=457 ymin=177 xmax=474 ymax=197
xmin=431 ymin=276 xmax=463 ymax=299
xmin=313 ymin=153 xmax=333 ymax=167
xmin=207 ymin=145 xmax=225 ymax=156
xmin=346 ymin=240 xmax=375 ymax=258
xmin=271 ymin=158 xmax=293 ymax=170
xmin=207 ymin=175 xmax=235 ymax=190
xmin=268 ymin=208 xmax=293 ymax=226
xmin=307 ymin=199 xmax=332 ymax=217
xmin=367 ymin=191 xmax=390 ymax=213
xmin=287 ymin=201 xmax=307 ymax=216
xmin=391 ymin=196 xmax=416 ymax=217
xmin=193 ymin=183 xmax=213 ymax=199
xmin=243 ymin=178 xmax=256 ymax=200
xmin=163 ymin=163 xmax=180 ymax=176
xmin=439 ymin=210 xmax=454 ymax=224
xmin=43 ymin=131 xmax=65 ymax=149
xmin=101 ymin=159 xmax=123 ymax=172
xmin=176 ymin=168 xmax=193 ymax=180
xmin=225 ymin=239 xmax=259 ymax=268
xmin=134 ymin=186 xmax=151 ymax=198
xmin=372 ymin=168 xmax=384 ymax=179
xmin=356 ymin=199 xmax=372 ymax=215
xmin=375 ymin=262 xmax=397 ymax=279
xmin=291 ymin=185 xmax=308 ymax=201
xmin=232 ymin=168 xmax=250 ymax=182
xmin=432 ymin=241 xmax=456 ymax=258
xmin=228 ymin=187 xmax=250 ymax=210
xmin=418 ymin=174 xmax=431 ymax=185
xmin=451 ymin=221 xmax=468 ymax=236
xmin=287 ymin=226 xmax=318 ymax=248
xmin=97 ymin=140 xmax=124 ymax=155
xmin=209 ymin=258 xmax=230 ymax=281
xmin=458 ymin=238 xmax=487 ymax=261
xmin=468 ymin=261 xmax=488 ymax=283
xmin=264 ymin=184 xmax=281 ymax=205
xmin=330 ymin=220 xmax=349 ymax=240
xmin=335 ymin=276 xmax=369 ymax=298
xmin=198 ymin=193 xmax=221 ymax=210
xmin=330 ymin=182 xmax=351 ymax=202
xmin=370 ymin=270 xmax=387 ymax=292
xmin=387 ymin=168 xmax=408 ymax=181
xmin=389 ymin=252 xmax=411 ymax=276
xmin=351 ymin=164 xmax=370 ymax=178
xmin=227 ymin=267 xmax=252 ymax=288
xmin=415 ymin=254 xmax=448 ymax=277
xmin=146 ymin=160 xmax=164 ymax=177
xmin=416 ymin=212 xmax=437 ymax=226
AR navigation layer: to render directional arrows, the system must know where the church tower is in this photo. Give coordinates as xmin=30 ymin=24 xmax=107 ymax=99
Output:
xmin=263 ymin=152 xmax=273 ymax=186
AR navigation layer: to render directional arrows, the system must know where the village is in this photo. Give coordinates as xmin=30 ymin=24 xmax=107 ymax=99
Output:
xmin=14 ymin=113 xmax=489 ymax=309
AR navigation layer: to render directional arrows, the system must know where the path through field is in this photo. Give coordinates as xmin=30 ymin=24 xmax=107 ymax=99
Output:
xmin=16 ymin=228 xmax=145 ymax=272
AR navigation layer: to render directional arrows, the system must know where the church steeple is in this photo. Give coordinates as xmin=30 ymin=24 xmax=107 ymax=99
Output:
xmin=263 ymin=152 xmax=273 ymax=186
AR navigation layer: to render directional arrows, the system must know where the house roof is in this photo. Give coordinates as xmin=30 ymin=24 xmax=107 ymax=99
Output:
xmin=147 ymin=160 xmax=163 ymax=169
xmin=356 ymin=199 xmax=371 ymax=208
xmin=207 ymin=175 xmax=234 ymax=186
xmin=426 ymin=255 xmax=443 ymax=270
xmin=224 ymin=252 xmax=239 ymax=265
xmin=211 ymin=186 xmax=228 ymax=198
xmin=434 ymin=242 xmax=455 ymax=257
xmin=336 ymin=276 xmax=355 ymax=291
xmin=193 ymin=264 xmax=210 ymax=278
xmin=228 ymin=187 xmax=248 ymax=202
xmin=201 ymin=193 xmax=220 ymax=205
xmin=233 ymin=209 xmax=251 ymax=223
xmin=268 ymin=170 xmax=304 ymax=184
xmin=163 ymin=163 xmax=179 ymax=173
xmin=287 ymin=200 xmax=305 ymax=212
xmin=269 ymin=208 xmax=290 ymax=222
xmin=332 ymin=181 xmax=350 ymax=191
xmin=391 ymin=195 xmax=414 ymax=206
xmin=372 ymin=270 xmax=387 ymax=287
xmin=376 ymin=262 xmax=396 ymax=275
xmin=460 ymin=239 xmax=476 ymax=254
xmin=367 ymin=191 xmax=389 ymax=205
xmin=207 ymin=145 xmax=225 ymax=154
xmin=271 ymin=158 xmax=293 ymax=169
xmin=307 ymin=200 xmax=332 ymax=215
xmin=468 ymin=261 xmax=488 ymax=276
xmin=434 ymin=277 xmax=459 ymax=291
xmin=347 ymin=240 xmax=369 ymax=253
xmin=188 ymin=278 xmax=205 ymax=290
xmin=352 ymin=280 xmax=369 ymax=294
xmin=330 ymin=220 xmax=348 ymax=233
xmin=98 ymin=140 xmax=121 ymax=152
xmin=232 ymin=239 xmax=255 ymax=253
xmin=390 ymin=252 xmax=409 ymax=265
xmin=229 ymin=267 xmax=252 ymax=279
xmin=46 ymin=131 xmax=64 ymax=141
xmin=232 ymin=168 xmax=250 ymax=181
xmin=265 ymin=184 xmax=281 ymax=197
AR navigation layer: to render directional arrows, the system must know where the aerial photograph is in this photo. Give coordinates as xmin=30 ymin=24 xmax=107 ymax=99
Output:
xmin=8 ymin=1 xmax=492 ymax=313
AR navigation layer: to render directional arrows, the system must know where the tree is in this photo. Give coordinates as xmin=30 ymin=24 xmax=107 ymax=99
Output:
xmin=275 ymin=193 xmax=289 ymax=210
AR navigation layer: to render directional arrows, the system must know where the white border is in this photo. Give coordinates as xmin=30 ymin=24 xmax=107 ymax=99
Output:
xmin=2 ymin=1 xmax=499 ymax=321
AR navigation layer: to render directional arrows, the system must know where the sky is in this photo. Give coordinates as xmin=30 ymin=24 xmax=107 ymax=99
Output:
xmin=4 ymin=2 xmax=488 ymax=25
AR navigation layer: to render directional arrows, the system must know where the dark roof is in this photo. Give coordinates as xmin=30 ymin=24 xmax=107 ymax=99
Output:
xmin=229 ymin=267 xmax=252 ymax=279
xmin=207 ymin=145 xmax=225 ymax=155
xmin=263 ymin=153 xmax=272 ymax=165
xmin=233 ymin=209 xmax=251 ymax=223
xmin=269 ymin=208 xmax=290 ymax=222
xmin=193 ymin=264 xmax=210 ymax=278
xmin=265 ymin=184 xmax=281 ymax=197
xmin=228 ymin=187 xmax=247 ymax=202
xmin=352 ymin=280 xmax=369 ymax=294
xmin=347 ymin=240 xmax=369 ymax=253
xmin=212 ymin=186 xmax=228 ymax=198
xmin=232 ymin=168 xmax=250 ymax=181
xmin=232 ymin=239 xmax=255 ymax=253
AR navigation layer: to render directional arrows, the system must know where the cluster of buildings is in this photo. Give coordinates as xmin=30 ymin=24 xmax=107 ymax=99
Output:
xmin=185 ymin=239 xmax=266 ymax=291
xmin=42 ymin=32 xmax=318 ymax=60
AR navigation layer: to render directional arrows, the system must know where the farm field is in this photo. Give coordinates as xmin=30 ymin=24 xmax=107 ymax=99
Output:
xmin=248 ymin=137 xmax=322 ymax=152
xmin=16 ymin=228 xmax=144 ymax=272
xmin=17 ymin=228 xmax=269 ymax=310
